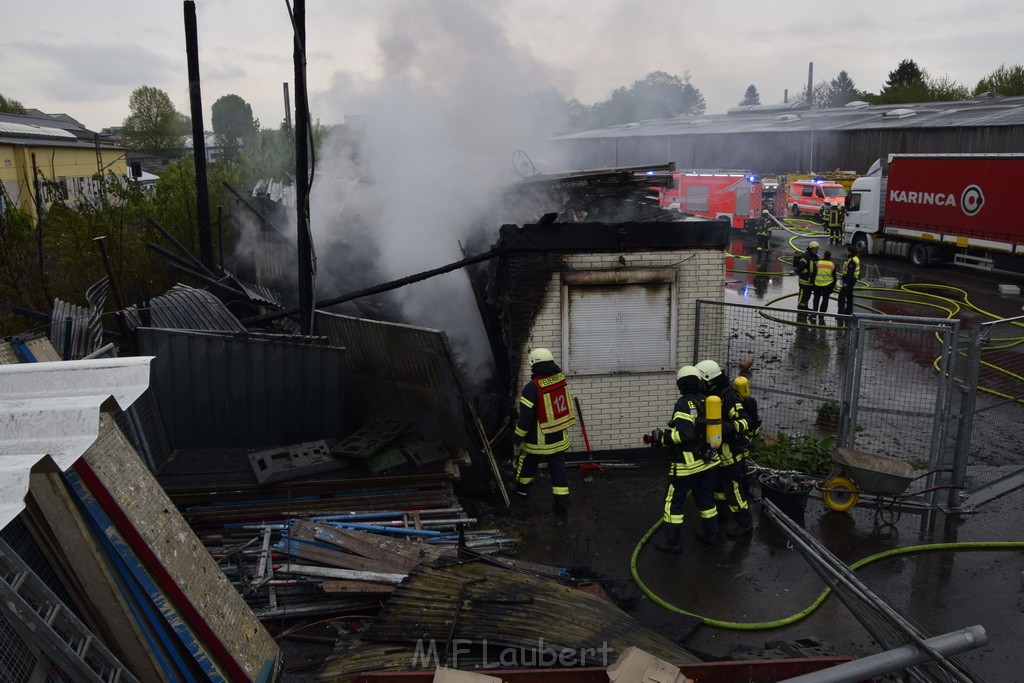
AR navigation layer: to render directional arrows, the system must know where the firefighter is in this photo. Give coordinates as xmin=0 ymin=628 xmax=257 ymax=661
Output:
xmin=696 ymin=359 xmax=754 ymax=538
xmin=793 ymin=241 xmax=820 ymax=313
xmin=647 ymin=366 xmax=720 ymax=552
xmin=812 ymin=249 xmax=837 ymax=314
xmin=512 ymin=348 xmax=577 ymax=517
xmin=823 ymin=202 xmax=843 ymax=244
xmin=755 ymin=209 xmax=773 ymax=258
xmin=837 ymin=245 xmax=861 ymax=316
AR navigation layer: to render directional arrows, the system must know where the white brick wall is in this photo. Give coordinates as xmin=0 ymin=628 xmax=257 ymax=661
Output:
xmin=518 ymin=249 xmax=725 ymax=450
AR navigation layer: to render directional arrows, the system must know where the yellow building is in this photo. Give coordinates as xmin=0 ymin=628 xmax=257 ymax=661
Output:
xmin=0 ymin=112 xmax=127 ymax=223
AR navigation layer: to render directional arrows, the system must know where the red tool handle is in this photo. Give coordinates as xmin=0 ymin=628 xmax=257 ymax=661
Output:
xmin=574 ymin=396 xmax=592 ymax=452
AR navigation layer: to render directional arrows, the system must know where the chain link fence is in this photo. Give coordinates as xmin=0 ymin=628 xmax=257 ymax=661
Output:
xmin=693 ymin=301 xmax=1014 ymax=512
xmin=953 ymin=315 xmax=1024 ymax=512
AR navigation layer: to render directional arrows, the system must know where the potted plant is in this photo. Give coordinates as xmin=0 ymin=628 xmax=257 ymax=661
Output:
xmin=748 ymin=432 xmax=835 ymax=520
xmin=815 ymin=401 xmax=841 ymax=431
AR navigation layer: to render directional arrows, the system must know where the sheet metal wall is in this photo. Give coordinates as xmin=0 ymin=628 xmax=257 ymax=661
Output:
xmin=314 ymin=312 xmax=478 ymax=460
xmin=138 ymin=328 xmax=345 ymax=450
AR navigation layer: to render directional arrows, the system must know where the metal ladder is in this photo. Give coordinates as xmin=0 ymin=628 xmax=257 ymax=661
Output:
xmin=0 ymin=539 xmax=139 ymax=683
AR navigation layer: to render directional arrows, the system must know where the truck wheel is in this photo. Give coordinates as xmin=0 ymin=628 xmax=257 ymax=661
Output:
xmin=852 ymin=233 xmax=869 ymax=254
xmin=791 ymin=204 xmax=800 ymax=218
xmin=909 ymin=243 xmax=929 ymax=267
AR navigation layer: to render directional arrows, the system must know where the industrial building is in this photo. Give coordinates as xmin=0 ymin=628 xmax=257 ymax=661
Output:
xmin=550 ymin=93 xmax=1024 ymax=175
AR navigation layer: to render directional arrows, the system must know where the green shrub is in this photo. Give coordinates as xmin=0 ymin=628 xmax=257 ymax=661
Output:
xmin=750 ymin=432 xmax=835 ymax=478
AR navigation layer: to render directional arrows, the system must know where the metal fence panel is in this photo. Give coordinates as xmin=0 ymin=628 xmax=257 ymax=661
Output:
xmin=956 ymin=315 xmax=1024 ymax=509
xmin=695 ymin=302 xmax=964 ymax=509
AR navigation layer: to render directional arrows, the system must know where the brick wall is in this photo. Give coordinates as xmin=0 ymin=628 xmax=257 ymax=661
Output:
xmin=515 ymin=249 xmax=725 ymax=451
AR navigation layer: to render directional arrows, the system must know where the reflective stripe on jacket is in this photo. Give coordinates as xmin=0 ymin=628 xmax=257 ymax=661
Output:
xmin=814 ymin=259 xmax=836 ymax=287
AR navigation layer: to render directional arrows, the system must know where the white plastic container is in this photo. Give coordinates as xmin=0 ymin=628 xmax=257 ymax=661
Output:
xmin=997 ymin=284 xmax=1020 ymax=296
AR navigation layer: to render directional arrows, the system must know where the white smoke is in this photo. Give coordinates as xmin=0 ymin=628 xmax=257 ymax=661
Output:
xmin=308 ymin=1 xmax=566 ymax=381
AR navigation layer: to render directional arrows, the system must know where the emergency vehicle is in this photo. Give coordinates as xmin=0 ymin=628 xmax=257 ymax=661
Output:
xmin=787 ymin=178 xmax=846 ymax=217
xmin=659 ymin=172 xmax=763 ymax=232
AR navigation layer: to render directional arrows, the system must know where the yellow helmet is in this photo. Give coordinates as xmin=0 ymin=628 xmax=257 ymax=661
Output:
xmin=528 ymin=347 xmax=554 ymax=365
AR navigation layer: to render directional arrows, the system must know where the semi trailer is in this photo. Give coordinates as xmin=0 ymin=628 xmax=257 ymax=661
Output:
xmin=844 ymin=154 xmax=1024 ymax=273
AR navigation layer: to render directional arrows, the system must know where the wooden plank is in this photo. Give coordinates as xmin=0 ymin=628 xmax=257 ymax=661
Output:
xmin=276 ymin=564 xmax=406 ymax=584
xmin=275 ymin=538 xmax=409 ymax=575
xmin=83 ymin=414 xmax=280 ymax=682
xmin=25 ymin=468 xmax=166 ymax=682
xmin=321 ymin=580 xmax=395 ymax=595
xmin=290 ymin=521 xmax=423 ymax=570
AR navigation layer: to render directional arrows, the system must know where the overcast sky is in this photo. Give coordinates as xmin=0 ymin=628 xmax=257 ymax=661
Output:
xmin=4 ymin=0 xmax=1021 ymax=134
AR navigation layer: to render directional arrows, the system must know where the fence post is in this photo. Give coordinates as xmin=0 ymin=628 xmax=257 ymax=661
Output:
xmin=947 ymin=329 xmax=981 ymax=511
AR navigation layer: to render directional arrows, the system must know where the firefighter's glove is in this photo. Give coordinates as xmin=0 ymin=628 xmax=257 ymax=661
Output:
xmin=722 ymin=420 xmax=736 ymax=438
xmin=697 ymin=444 xmax=718 ymax=463
xmin=644 ymin=428 xmax=665 ymax=447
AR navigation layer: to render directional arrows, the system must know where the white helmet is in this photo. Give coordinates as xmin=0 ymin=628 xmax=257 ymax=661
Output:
xmin=676 ymin=365 xmax=701 ymax=381
xmin=528 ymin=347 xmax=554 ymax=365
xmin=695 ymin=359 xmax=722 ymax=381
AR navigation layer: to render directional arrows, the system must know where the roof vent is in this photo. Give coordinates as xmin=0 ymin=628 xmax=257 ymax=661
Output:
xmin=689 ymin=118 xmax=712 ymax=127
xmin=882 ymin=108 xmax=916 ymax=119
xmin=624 ymin=122 xmax=642 ymax=128
xmin=775 ymin=114 xmax=801 ymax=122
xmin=844 ymin=100 xmax=870 ymax=109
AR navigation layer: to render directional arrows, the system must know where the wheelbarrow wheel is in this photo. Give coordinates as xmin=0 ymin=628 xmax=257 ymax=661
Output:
xmin=823 ymin=476 xmax=859 ymax=512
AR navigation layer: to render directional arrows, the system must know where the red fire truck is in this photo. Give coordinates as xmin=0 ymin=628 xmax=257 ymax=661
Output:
xmin=658 ymin=171 xmax=763 ymax=232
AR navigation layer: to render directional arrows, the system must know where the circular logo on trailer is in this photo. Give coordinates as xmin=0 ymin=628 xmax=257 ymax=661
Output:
xmin=961 ymin=185 xmax=984 ymax=216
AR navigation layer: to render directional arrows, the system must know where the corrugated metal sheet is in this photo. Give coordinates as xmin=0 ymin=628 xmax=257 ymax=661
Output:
xmin=0 ymin=121 xmax=77 ymax=139
xmin=124 ymin=284 xmax=247 ymax=332
xmin=0 ymin=357 xmax=152 ymax=529
xmin=321 ymin=562 xmax=698 ymax=679
xmin=314 ymin=312 xmax=479 ymax=465
xmin=137 ymin=328 xmax=345 ymax=449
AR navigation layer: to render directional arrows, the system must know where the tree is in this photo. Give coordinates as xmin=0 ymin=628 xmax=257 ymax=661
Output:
xmin=738 ymin=85 xmax=760 ymax=106
xmin=875 ymin=59 xmax=929 ymax=104
xmin=805 ymin=71 xmax=869 ymax=108
xmin=0 ymin=94 xmax=27 ymax=115
xmin=121 ymin=86 xmax=188 ymax=157
xmin=592 ymin=71 xmax=706 ymax=127
xmin=211 ymin=94 xmax=256 ymax=160
xmin=974 ymin=64 xmax=1024 ymax=96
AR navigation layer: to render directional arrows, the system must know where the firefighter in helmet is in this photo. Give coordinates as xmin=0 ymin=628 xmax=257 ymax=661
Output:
xmin=755 ymin=209 xmax=773 ymax=259
xmin=794 ymin=241 xmax=820 ymax=313
xmin=696 ymin=359 xmax=754 ymax=537
xmin=647 ymin=366 xmax=720 ymax=552
xmin=512 ymin=347 xmax=577 ymax=517
xmin=823 ymin=202 xmax=843 ymax=244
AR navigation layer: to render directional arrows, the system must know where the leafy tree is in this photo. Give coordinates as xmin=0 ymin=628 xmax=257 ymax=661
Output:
xmin=874 ymin=59 xmax=929 ymax=104
xmin=122 ymin=86 xmax=188 ymax=157
xmin=974 ymin=64 xmax=1024 ymax=96
xmin=592 ymin=71 xmax=706 ymax=126
xmin=211 ymin=94 xmax=256 ymax=160
xmin=739 ymin=85 xmax=760 ymax=106
xmin=805 ymin=71 xmax=869 ymax=108
xmin=871 ymin=59 xmax=969 ymax=104
xmin=927 ymin=75 xmax=970 ymax=101
xmin=0 ymin=94 xmax=27 ymax=115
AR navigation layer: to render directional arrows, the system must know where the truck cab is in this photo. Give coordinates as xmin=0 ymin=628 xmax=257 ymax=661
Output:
xmin=843 ymin=175 xmax=882 ymax=254
xmin=788 ymin=179 xmax=846 ymax=217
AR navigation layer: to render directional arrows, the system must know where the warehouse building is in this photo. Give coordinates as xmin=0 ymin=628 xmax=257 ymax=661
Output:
xmin=550 ymin=93 xmax=1024 ymax=175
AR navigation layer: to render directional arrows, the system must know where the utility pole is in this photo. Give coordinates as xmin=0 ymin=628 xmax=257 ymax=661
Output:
xmin=293 ymin=0 xmax=314 ymax=335
xmin=184 ymin=0 xmax=215 ymax=272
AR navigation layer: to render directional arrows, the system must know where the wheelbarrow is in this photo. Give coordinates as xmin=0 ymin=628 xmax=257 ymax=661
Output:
xmin=817 ymin=447 xmax=950 ymax=524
